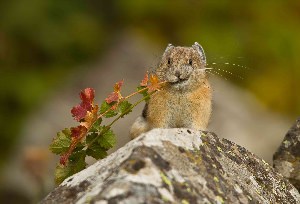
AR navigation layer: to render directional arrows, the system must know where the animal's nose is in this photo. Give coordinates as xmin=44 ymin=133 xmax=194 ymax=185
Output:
xmin=175 ymin=70 xmax=180 ymax=78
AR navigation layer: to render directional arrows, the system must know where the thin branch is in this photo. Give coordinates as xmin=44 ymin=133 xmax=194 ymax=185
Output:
xmin=86 ymin=92 xmax=155 ymax=149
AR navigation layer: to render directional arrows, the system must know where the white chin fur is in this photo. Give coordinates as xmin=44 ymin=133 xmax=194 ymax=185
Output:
xmin=170 ymin=79 xmax=190 ymax=90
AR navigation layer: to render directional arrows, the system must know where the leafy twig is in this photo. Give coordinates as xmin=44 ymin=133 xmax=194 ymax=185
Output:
xmin=49 ymin=73 xmax=165 ymax=184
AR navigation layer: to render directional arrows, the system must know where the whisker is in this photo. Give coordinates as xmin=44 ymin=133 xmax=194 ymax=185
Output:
xmin=215 ymin=68 xmax=244 ymax=80
xmin=233 ymin=63 xmax=250 ymax=70
xmin=206 ymin=62 xmax=250 ymax=70
xmin=206 ymin=70 xmax=216 ymax=77
xmin=209 ymin=70 xmax=228 ymax=81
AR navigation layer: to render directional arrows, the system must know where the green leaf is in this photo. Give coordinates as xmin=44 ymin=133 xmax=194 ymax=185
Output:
xmin=55 ymin=165 xmax=71 ymax=185
xmin=86 ymin=132 xmax=98 ymax=144
xmin=74 ymin=142 xmax=85 ymax=152
xmin=137 ymin=86 xmax=150 ymax=102
xmin=118 ymin=100 xmax=132 ymax=116
xmin=90 ymin=118 xmax=102 ymax=132
xmin=98 ymin=128 xmax=116 ymax=149
xmin=55 ymin=150 xmax=86 ymax=184
xmin=105 ymin=110 xmax=118 ymax=118
xmin=100 ymin=101 xmax=110 ymax=113
xmin=86 ymin=143 xmax=107 ymax=160
xmin=100 ymin=101 xmax=117 ymax=118
xmin=49 ymin=128 xmax=72 ymax=154
xmin=86 ymin=131 xmax=108 ymax=159
xmin=69 ymin=150 xmax=86 ymax=162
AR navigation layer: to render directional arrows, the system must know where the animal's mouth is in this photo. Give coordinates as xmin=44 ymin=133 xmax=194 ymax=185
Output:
xmin=169 ymin=78 xmax=189 ymax=85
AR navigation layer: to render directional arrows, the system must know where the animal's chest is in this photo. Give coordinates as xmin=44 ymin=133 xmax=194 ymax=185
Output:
xmin=166 ymin=93 xmax=193 ymax=127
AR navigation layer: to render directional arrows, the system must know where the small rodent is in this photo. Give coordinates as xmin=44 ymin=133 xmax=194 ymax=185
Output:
xmin=130 ymin=42 xmax=212 ymax=138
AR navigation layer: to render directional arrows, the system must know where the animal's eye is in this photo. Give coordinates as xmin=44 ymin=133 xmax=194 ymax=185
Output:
xmin=167 ymin=58 xmax=171 ymax=65
xmin=189 ymin=59 xmax=193 ymax=65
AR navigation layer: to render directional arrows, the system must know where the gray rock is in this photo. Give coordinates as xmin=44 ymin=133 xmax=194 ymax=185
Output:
xmin=41 ymin=129 xmax=300 ymax=204
xmin=273 ymin=117 xmax=300 ymax=191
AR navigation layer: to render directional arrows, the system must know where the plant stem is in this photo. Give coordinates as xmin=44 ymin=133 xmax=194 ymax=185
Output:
xmin=124 ymin=87 xmax=148 ymax=100
xmin=86 ymin=92 xmax=155 ymax=149
xmin=110 ymin=92 xmax=155 ymax=127
xmin=96 ymin=81 xmax=166 ymax=120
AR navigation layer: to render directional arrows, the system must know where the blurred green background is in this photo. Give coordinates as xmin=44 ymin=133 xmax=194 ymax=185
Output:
xmin=0 ymin=0 xmax=300 ymax=201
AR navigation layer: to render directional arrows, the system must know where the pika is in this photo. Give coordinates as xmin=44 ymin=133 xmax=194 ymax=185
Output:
xmin=130 ymin=42 xmax=212 ymax=138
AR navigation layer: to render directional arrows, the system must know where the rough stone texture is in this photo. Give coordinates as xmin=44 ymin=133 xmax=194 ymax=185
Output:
xmin=273 ymin=117 xmax=300 ymax=191
xmin=42 ymin=129 xmax=300 ymax=204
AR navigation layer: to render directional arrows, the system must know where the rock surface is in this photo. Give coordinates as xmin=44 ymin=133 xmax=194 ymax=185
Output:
xmin=42 ymin=129 xmax=300 ymax=204
xmin=274 ymin=117 xmax=300 ymax=191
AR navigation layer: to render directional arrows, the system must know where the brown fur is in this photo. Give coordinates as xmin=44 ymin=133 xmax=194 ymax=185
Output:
xmin=130 ymin=43 xmax=212 ymax=138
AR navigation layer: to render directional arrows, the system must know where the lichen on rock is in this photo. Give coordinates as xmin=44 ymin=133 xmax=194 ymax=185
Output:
xmin=42 ymin=129 xmax=300 ymax=204
xmin=273 ymin=117 xmax=300 ymax=191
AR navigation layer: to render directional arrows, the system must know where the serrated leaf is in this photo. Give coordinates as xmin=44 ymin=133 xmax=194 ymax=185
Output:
xmin=86 ymin=131 xmax=108 ymax=160
xmin=71 ymin=105 xmax=87 ymax=122
xmin=82 ymin=105 xmax=99 ymax=128
xmin=140 ymin=73 xmax=149 ymax=86
xmin=118 ymin=100 xmax=132 ymax=116
xmin=74 ymin=143 xmax=85 ymax=152
xmin=100 ymin=101 xmax=110 ymax=113
xmin=90 ymin=118 xmax=103 ymax=132
xmin=108 ymin=111 xmax=118 ymax=118
xmin=55 ymin=150 xmax=86 ymax=184
xmin=71 ymin=125 xmax=87 ymax=139
xmin=100 ymin=101 xmax=118 ymax=118
xmin=80 ymin=88 xmax=95 ymax=104
xmin=86 ymin=144 xmax=107 ymax=160
xmin=98 ymin=128 xmax=116 ymax=149
xmin=86 ymin=132 xmax=98 ymax=144
xmin=104 ymin=110 xmax=118 ymax=118
xmin=69 ymin=150 xmax=86 ymax=162
xmin=49 ymin=128 xmax=72 ymax=154
xmin=71 ymin=88 xmax=95 ymax=122
xmin=148 ymin=74 xmax=161 ymax=92
xmin=113 ymin=80 xmax=124 ymax=93
xmin=137 ymin=86 xmax=150 ymax=102
xmin=105 ymin=92 xmax=120 ymax=104
xmin=105 ymin=80 xmax=124 ymax=104
xmin=73 ymin=136 xmax=85 ymax=151
xmin=55 ymin=165 xmax=71 ymax=185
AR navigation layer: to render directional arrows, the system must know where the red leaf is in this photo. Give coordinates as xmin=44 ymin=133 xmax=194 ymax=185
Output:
xmin=71 ymin=88 xmax=95 ymax=121
xmin=71 ymin=105 xmax=87 ymax=122
xmin=59 ymin=126 xmax=87 ymax=166
xmin=147 ymin=74 xmax=161 ymax=92
xmin=105 ymin=92 xmax=119 ymax=104
xmin=105 ymin=80 xmax=124 ymax=104
xmin=81 ymin=101 xmax=92 ymax=112
xmin=140 ymin=73 xmax=149 ymax=86
xmin=113 ymin=80 xmax=124 ymax=93
xmin=60 ymin=154 xmax=68 ymax=165
xmin=82 ymin=105 xmax=99 ymax=128
xmin=80 ymin=88 xmax=95 ymax=104
xmin=111 ymin=104 xmax=117 ymax=110
xmin=71 ymin=125 xmax=87 ymax=139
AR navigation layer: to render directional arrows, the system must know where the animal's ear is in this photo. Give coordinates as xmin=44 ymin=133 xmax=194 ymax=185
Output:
xmin=193 ymin=42 xmax=206 ymax=65
xmin=164 ymin=43 xmax=174 ymax=53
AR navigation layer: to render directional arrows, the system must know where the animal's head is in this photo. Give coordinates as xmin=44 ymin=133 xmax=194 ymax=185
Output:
xmin=157 ymin=42 xmax=208 ymax=90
